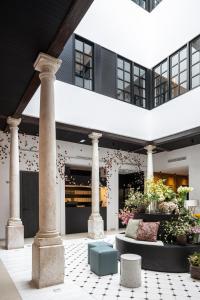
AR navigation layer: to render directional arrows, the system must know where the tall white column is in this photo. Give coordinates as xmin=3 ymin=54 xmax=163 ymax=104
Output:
xmin=32 ymin=53 xmax=64 ymax=289
xmin=144 ymin=145 xmax=156 ymax=179
xmin=88 ymin=132 xmax=104 ymax=239
xmin=6 ymin=117 xmax=24 ymax=249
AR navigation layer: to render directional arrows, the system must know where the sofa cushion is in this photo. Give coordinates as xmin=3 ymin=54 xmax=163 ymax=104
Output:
xmin=125 ymin=219 xmax=142 ymax=239
xmin=136 ymin=221 xmax=160 ymax=242
xmin=116 ymin=233 xmax=164 ymax=246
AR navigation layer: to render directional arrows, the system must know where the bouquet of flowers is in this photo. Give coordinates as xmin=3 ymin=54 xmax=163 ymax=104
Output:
xmin=118 ymin=208 xmax=134 ymax=225
xmin=177 ymin=186 xmax=193 ymax=207
xmin=145 ymin=178 xmax=176 ymax=203
xmin=125 ymin=189 xmax=150 ymax=213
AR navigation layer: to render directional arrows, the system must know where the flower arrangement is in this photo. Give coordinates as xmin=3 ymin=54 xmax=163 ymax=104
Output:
xmin=177 ymin=186 xmax=193 ymax=207
xmin=189 ymin=252 xmax=200 ymax=267
xmin=118 ymin=208 xmax=134 ymax=225
xmin=158 ymin=201 xmax=179 ymax=214
xmin=190 ymin=226 xmax=200 ymax=234
xmin=125 ymin=189 xmax=150 ymax=213
xmin=146 ymin=178 xmax=176 ymax=203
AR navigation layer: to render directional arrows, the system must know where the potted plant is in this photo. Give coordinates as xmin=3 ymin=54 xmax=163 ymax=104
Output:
xmin=188 ymin=252 xmax=200 ymax=280
xmin=125 ymin=189 xmax=150 ymax=213
xmin=190 ymin=223 xmax=200 ymax=244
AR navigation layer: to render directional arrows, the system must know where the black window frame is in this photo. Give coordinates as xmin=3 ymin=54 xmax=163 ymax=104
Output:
xmin=116 ymin=56 xmax=132 ymax=103
xmin=133 ymin=63 xmax=147 ymax=108
xmin=74 ymin=35 xmax=94 ymax=91
xmin=169 ymin=45 xmax=188 ymax=100
xmin=190 ymin=35 xmax=200 ymax=91
xmin=153 ymin=59 xmax=169 ymax=107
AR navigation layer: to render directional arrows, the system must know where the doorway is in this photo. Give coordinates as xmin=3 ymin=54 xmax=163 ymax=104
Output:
xmin=20 ymin=171 xmax=39 ymax=238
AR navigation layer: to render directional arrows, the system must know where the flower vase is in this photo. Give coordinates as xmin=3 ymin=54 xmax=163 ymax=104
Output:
xmin=193 ymin=233 xmax=200 ymax=244
xmin=190 ymin=265 xmax=200 ymax=280
xmin=149 ymin=201 xmax=157 ymax=213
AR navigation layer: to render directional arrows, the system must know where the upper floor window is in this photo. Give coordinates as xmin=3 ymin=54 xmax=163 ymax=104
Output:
xmin=117 ymin=57 xmax=131 ymax=103
xmin=133 ymin=64 xmax=147 ymax=108
xmin=153 ymin=60 xmax=168 ymax=107
xmin=190 ymin=36 xmax=200 ymax=89
xmin=170 ymin=46 xmax=188 ymax=99
xmin=132 ymin=0 xmax=147 ymax=9
xmin=75 ymin=37 xmax=93 ymax=90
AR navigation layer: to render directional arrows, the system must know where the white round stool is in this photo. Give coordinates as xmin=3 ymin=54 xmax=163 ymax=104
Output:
xmin=120 ymin=253 xmax=142 ymax=288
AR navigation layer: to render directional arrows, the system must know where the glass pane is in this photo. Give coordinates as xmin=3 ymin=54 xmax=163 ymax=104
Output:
xmin=141 ymin=79 xmax=145 ymax=88
xmin=192 ymin=75 xmax=200 ymax=89
xmin=140 ymin=89 xmax=146 ymax=98
xmin=117 ymin=58 xmax=123 ymax=69
xmin=124 ymin=92 xmax=130 ymax=102
xmin=162 ymin=72 xmax=168 ymax=83
xmin=171 ymin=86 xmax=179 ymax=98
xmin=171 ymin=54 xmax=178 ymax=66
xmin=140 ymin=68 xmax=146 ymax=78
xmin=124 ymin=61 xmax=131 ymax=72
xmin=124 ymin=81 xmax=130 ymax=92
xmin=161 ymin=61 xmax=167 ymax=73
xmin=117 ymin=79 xmax=123 ymax=89
xmin=75 ymin=39 xmax=83 ymax=52
xmin=124 ymin=72 xmax=130 ymax=82
xmin=84 ymin=67 xmax=92 ymax=79
xmin=192 ymin=63 xmax=200 ymax=77
xmin=180 ymin=71 xmax=187 ymax=83
xmin=84 ymin=79 xmax=92 ymax=90
xmin=155 ymin=87 xmax=160 ymax=96
xmin=191 ymin=37 xmax=200 ymax=53
xmin=84 ymin=43 xmax=92 ymax=55
xmin=117 ymin=89 xmax=123 ymax=100
xmin=75 ymin=63 xmax=84 ymax=76
xmin=134 ymin=76 xmax=140 ymax=85
xmin=180 ymin=47 xmax=187 ymax=61
xmin=134 ymin=86 xmax=140 ymax=96
xmin=75 ymin=52 xmax=83 ymax=64
xmin=84 ymin=55 xmax=92 ymax=67
xmin=134 ymin=66 xmax=140 ymax=76
xmin=154 ymin=77 xmax=160 ymax=87
xmin=75 ymin=76 xmax=83 ymax=87
xmin=171 ymin=76 xmax=178 ymax=86
xmin=117 ymin=69 xmax=123 ymax=80
xmin=154 ymin=66 xmax=160 ymax=77
xmin=171 ymin=65 xmax=178 ymax=77
xmin=192 ymin=51 xmax=200 ymax=65
xmin=180 ymin=60 xmax=187 ymax=72
xmin=180 ymin=81 xmax=187 ymax=95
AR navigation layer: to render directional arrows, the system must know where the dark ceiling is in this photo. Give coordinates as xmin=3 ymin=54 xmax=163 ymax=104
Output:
xmin=0 ymin=0 xmax=93 ymax=118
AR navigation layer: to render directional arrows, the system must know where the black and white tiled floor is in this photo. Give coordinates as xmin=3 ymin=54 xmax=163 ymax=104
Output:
xmin=0 ymin=235 xmax=200 ymax=300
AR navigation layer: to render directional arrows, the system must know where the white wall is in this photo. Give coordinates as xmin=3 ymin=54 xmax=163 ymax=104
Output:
xmin=154 ymin=144 xmax=200 ymax=200
xmin=150 ymin=0 xmax=200 ymax=67
xmin=150 ymin=86 xmax=200 ymax=140
xmin=75 ymin=0 xmax=151 ymax=68
xmin=24 ymin=81 xmax=151 ymax=141
xmin=0 ymin=130 xmax=146 ymax=239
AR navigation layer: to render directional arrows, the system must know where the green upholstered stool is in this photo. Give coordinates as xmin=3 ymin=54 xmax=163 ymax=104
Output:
xmin=90 ymin=246 xmax=118 ymax=276
xmin=88 ymin=241 xmax=113 ymax=264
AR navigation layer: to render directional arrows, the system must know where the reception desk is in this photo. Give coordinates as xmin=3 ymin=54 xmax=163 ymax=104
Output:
xmin=65 ymin=206 xmax=107 ymax=234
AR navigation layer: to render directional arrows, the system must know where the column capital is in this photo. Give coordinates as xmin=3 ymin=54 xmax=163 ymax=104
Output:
xmin=34 ymin=53 xmax=62 ymax=75
xmin=144 ymin=144 xmax=156 ymax=153
xmin=7 ymin=116 xmax=21 ymax=128
xmin=88 ymin=132 xmax=102 ymax=141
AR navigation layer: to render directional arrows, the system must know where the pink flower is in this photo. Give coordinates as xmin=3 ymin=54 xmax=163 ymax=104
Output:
xmin=119 ymin=209 xmax=134 ymax=225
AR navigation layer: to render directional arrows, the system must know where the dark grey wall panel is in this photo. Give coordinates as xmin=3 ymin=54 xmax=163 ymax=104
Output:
xmin=57 ymin=35 xmax=74 ymax=84
xmin=94 ymin=47 xmax=117 ymax=99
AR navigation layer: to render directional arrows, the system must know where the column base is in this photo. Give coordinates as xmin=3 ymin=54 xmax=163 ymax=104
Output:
xmin=5 ymin=223 xmax=24 ymax=250
xmin=88 ymin=214 xmax=104 ymax=239
xmin=32 ymin=235 xmax=64 ymax=288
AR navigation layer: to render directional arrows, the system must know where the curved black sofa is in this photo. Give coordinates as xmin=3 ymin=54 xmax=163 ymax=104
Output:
xmin=116 ymin=234 xmax=200 ymax=273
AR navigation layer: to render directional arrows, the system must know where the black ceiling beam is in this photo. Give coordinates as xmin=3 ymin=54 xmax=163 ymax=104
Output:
xmin=13 ymin=0 xmax=94 ymax=118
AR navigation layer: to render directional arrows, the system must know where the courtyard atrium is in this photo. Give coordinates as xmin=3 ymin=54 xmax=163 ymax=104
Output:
xmin=1 ymin=0 xmax=200 ymax=299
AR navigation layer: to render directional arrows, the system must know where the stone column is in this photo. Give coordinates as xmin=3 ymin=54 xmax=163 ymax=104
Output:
xmin=144 ymin=145 xmax=156 ymax=179
xmin=6 ymin=117 xmax=24 ymax=250
xmin=32 ymin=53 xmax=64 ymax=289
xmin=88 ymin=132 xmax=104 ymax=239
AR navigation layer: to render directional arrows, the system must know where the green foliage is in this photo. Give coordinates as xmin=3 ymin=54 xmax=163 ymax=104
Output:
xmin=189 ymin=252 xmax=200 ymax=267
